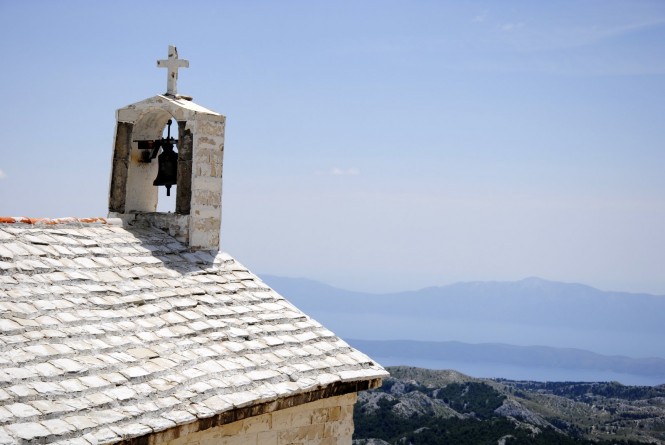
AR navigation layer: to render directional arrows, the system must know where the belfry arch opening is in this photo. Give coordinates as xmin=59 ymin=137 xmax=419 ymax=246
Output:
xmin=119 ymin=108 xmax=189 ymax=214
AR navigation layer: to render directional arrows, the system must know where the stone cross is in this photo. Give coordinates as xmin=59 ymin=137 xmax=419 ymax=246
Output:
xmin=157 ymin=45 xmax=189 ymax=96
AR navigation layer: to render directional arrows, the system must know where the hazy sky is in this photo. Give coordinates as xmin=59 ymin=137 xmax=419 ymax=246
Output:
xmin=1 ymin=1 xmax=664 ymax=294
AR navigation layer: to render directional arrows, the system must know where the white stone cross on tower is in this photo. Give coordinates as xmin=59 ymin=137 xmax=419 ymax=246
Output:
xmin=157 ymin=45 xmax=189 ymax=96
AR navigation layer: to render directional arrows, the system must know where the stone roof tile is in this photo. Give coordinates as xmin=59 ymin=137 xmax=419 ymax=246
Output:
xmin=0 ymin=221 xmax=387 ymax=444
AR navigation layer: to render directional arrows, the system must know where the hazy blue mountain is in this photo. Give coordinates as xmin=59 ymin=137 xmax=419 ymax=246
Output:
xmin=261 ymin=275 xmax=665 ymax=359
xmin=261 ymin=274 xmax=367 ymax=301
xmin=262 ymin=275 xmax=664 ymax=332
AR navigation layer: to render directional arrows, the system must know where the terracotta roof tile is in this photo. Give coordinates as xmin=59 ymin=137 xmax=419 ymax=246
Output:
xmin=0 ymin=217 xmax=114 ymax=225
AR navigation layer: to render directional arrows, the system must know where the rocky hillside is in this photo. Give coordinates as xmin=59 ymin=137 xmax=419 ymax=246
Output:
xmin=353 ymin=367 xmax=665 ymax=444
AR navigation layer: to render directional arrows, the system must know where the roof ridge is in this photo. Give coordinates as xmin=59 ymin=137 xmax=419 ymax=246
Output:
xmin=0 ymin=217 xmax=120 ymax=225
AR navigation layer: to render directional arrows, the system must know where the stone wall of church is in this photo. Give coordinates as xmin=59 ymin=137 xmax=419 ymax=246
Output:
xmin=156 ymin=393 xmax=356 ymax=445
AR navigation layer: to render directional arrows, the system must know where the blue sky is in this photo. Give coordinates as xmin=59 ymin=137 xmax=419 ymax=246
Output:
xmin=1 ymin=1 xmax=664 ymax=294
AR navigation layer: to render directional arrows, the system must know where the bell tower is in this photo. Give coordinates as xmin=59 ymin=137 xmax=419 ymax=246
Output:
xmin=108 ymin=45 xmax=226 ymax=251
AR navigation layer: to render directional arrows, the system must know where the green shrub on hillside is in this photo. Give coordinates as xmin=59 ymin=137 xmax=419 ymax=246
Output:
xmin=434 ymin=382 xmax=506 ymax=418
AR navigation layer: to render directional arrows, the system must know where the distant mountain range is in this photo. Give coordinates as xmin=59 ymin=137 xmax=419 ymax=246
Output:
xmin=261 ymin=275 xmax=665 ymax=376
xmin=261 ymin=275 xmax=664 ymax=334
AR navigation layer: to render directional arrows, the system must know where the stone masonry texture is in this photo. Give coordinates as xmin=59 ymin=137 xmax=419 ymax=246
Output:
xmin=158 ymin=394 xmax=356 ymax=445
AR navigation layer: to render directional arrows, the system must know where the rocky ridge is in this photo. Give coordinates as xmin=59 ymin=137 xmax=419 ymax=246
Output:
xmin=353 ymin=366 xmax=665 ymax=444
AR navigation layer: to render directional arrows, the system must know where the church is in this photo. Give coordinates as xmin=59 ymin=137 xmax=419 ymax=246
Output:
xmin=0 ymin=46 xmax=387 ymax=445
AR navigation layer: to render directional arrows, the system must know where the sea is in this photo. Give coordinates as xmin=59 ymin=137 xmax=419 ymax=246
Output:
xmin=373 ymin=356 xmax=665 ymax=387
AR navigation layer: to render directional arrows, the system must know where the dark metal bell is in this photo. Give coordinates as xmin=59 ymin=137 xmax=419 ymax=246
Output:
xmin=153 ymin=144 xmax=178 ymax=196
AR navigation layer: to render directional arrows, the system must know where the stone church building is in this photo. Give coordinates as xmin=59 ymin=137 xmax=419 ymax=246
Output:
xmin=0 ymin=47 xmax=387 ymax=444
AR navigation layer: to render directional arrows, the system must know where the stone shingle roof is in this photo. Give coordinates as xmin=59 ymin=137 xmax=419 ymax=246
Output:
xmin=0 ymin=218 xmax=387 ymax=444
